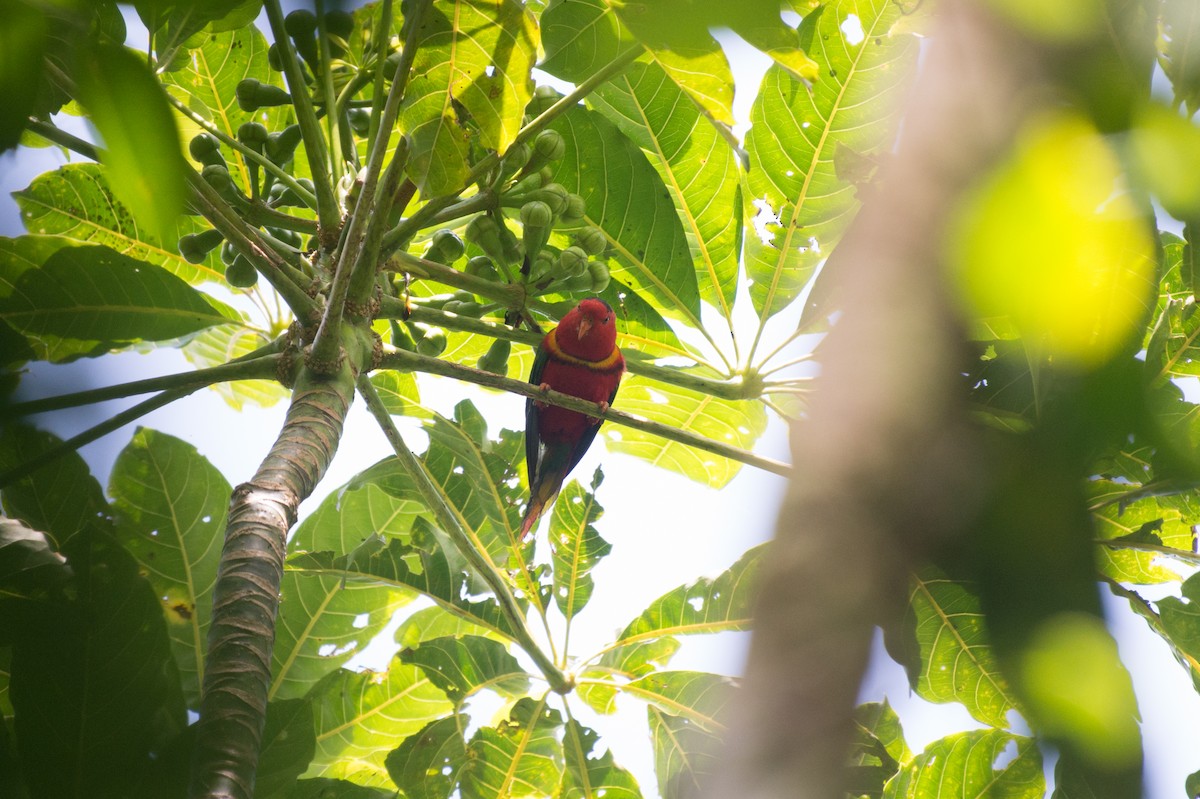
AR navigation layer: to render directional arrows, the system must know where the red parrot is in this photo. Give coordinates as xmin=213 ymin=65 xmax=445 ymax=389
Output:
xmin=521 ymin=298 xmax=625 ymax=538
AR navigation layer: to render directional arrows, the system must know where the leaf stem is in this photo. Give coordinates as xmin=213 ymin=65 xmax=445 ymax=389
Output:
xmin=377 ymin=348 xmax=793 ymax=478
xmin=0 ymin=390 xmax=188 ymax=490
xmin=263 ymin=0 xmax=341 ymax=241
xmin=309 ymin=0 xmax=429 ymax=370
xmin=355 ymin=375 xmax=573 ymax=693
xmin=2 ymin=351 xmax=283 ymax=420
xmin=379 ymin=300 xmax=757 ymax=400
xmin=378 ymin=46 xmax=641 ymax=256
xmin=366 ymin=0 xmax=394 ymax=147
xmin=186 ymin=170 xmax=319 ymax=319
xmin=164 ymin=93 xmax=319 ymax=210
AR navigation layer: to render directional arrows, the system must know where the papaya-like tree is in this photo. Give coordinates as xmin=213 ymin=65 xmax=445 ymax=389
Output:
xmin=5 ymin=1 xmax=1200 ymax=798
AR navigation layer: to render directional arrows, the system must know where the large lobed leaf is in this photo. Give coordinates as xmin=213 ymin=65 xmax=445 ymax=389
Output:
xmin=602 ymin=373 xmax=768 ymax=488
xmin=287 ymin=528 xmax=520 ymax=643
xmin=400 ymin=0 xmax=538 ymax=195
xmin=73 ymin=41 xmax=189 ymax=243
xmin=13 ymin=164 xmax=221 ymax=284
xmin=162 ymin=24 xmax=288 ymax=192
xmin=561 ymin=720 xmax=642 ymax=799
xmin=0 ymin=244 xmax=231 ymax=362
xmin=386 ymin=715 xmax=468 ymax=799
xmin=549 ymin=467 xmax=611 ymax=620
xmin=538 ymin=100 xmax=702 ymax=323
xmin=400 ymin=634 xmax=531 ymax=702
xmin=589 ymin=61 xmax=742 ymax=320
xmin=108 ymin=428 xmax=228 ymax=706
xmin=539 ymin=0 xmax=736 ymax=128
xmin=8 ymin=533 xmax=186 ymax=799
xmin=891 ymin=568 xmax=1019 ymax=729
xmin=461 ymin=696 xmax=565 ymax=799
xmin=629 ymin=671 xmax=733 ymax=799
xmin=599 ymin=545 xmax=762 ymax=678
xmin=883 ymin=730 xmax=1043 ymax=799
xmin=303 ymin=656 xmax=453 ymax=787
xmin=745 ymin=0 xmax=918 ymax=320
xmin=0 ymin=424 xmax=113 ymax=547
xmin=182 ymin=324 xmax=289 ymax=409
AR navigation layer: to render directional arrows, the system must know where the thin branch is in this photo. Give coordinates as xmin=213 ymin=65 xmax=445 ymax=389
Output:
xmin=165 ymin=92 xmax=319 ymax=210
xmin=379 ymin=299 xmax=759 ymax=401
xmin=0 ymin=390 xmax=189 ymax=489
xmin=263 ymin=0 xmax=341 ymax=239
xmin=377 ymin=348 xmax=793 ymax=478
xmin=379 ymin=46 xmax=641 ymax=255
xmin=356 ymin=375 xmax=573 ymax=692
xmin=2 ymin=352 xmax=283 ymax=420
xmin=366 ymin=0 xmax=394 ymax=147
xmin=186 ymin=170 xmax=320 ymax=319
xmin=309 ymin=0 xmax=429 ymax=369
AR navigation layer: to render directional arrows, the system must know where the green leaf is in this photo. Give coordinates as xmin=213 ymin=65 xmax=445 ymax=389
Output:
xmin=601 ymin=373 xmax=767 ymax=487
xmin=0 ymin=424 xmax=112 ymax=548
xmin=745 ymin=0 xmax=917 ymax=320
xmin=0 ymin=517 xmax=73 ymax=600
xmin=385 ymin=715 xmax=468 ymax=799
xmin=108 ymin=427 xmax=228 ymax=706
xmin=74 ymin=42 xmax=188 ymax=243
xmin=257 ymin=698 xmax=318 ymax=799
xmin=294 ymin=480 xmax=428 ymax=554
xmin=304 ymin=656 xmax=453 ymax=786
xmin=1162 ymin=0 xmax=1200 ymax=114
xmin=162 ymin=24 xmax=289 ymax=193
xmin=561 ymin=720 xmax=642 ymax=799
xmin=13 ymin=165 xmax=220 ymax=283
xmin=549 ymin=467 xmax=611 ymax=620
xmin=462 ymin=696 xmax=564 ymax=799
xmin=540 ymin=0 xmax=633 ymax=85
xmin=401 ymin=635 xmax=531 ymax=701
xmin=0 ymin=2 xmax=47 ymax=152
xmin=287 ymin=530 xmax=520 ymax=642
xmin=271 ymin=568 xmax=414 ymax=702
xmin=289 ymin=778 xmax=395 ymax=799
xmin=1088 ymin=480 xmax=1196 ymax=584
xmin=847 ymin=701 xmax=910 ymax=798
xmin=612 ymin=0 xmax=816 ymax=84
xmin=400 ymin=0 xmax=538 ymax=195
xmin=540 ymin=0 xmax=735 ymax=127
xmin=1146 ymin=233 xmax=1200 ymax=381
xmin=632 ymin=671 xmax=732 ymax=799
xmin=181 ymin=324 xmax=289 ymax=409
xmin=394 ymin=605 xmax=509 ymax=648
xmin=1158 ymin=571 xmax=1200 ymax=673
xmin=882 ymin=730 xmax=1044 ymax=799
xmin=601 ymin=545 xmax=761 ymax=676
xmin=137 ymin=0 xmax=260 ymax=75
xmin=896 ymin=568 xmax=1019 ymax=729
xmin=599 ymin=281 xmax=687 ymax=358
xmin=8 ymin=533 xmax=185 ymax=799
xmin=0 ymin=245 xmax=230 ymax=353
xmin=541 ymin=102 xmax=701 ymax=322
xmin=590 ymin=61 xmax=741 ymax=319
xmin=370 ymin=368 xmax=427 ymax=418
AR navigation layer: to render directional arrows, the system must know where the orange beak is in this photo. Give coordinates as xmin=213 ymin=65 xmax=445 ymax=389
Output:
xmin=576 ymin=316 xmax=593 ymax=340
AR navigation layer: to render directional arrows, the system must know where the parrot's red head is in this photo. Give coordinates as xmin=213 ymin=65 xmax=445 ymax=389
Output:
xmin=555 ymin=298 xmax=618 ymax=361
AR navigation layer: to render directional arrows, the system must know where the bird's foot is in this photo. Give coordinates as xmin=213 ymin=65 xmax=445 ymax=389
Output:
xmin=589 ymin=400 xmax=609 ymax=425
xmin=535 ymin=382 xmax=551 ymax=409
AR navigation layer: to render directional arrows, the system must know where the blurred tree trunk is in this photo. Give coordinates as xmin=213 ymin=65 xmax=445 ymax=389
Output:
xmin=708 ymin=3 xmax=1049 ymax=796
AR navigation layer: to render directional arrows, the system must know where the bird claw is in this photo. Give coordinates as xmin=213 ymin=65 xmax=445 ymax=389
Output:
xmin=535 ymin=382 xmax=551 ymax=409
xmin=590 ymin=400 xmax=609 ymax=425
